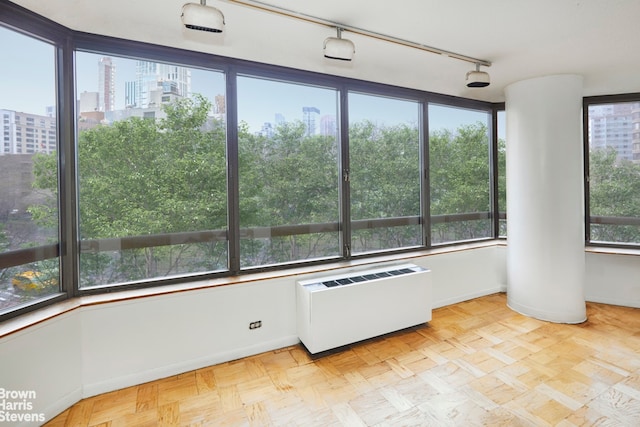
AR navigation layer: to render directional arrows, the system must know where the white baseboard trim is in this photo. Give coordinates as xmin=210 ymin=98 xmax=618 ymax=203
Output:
xmin=432 ymin=287 xmax=504 ymax=310
xmin=82 ymin=335 xmax=300 ymax=399
xmin=586 ymin=295 xmax=640 ymax=309
xmin=37 ymin=387 xmax=82 ymax=427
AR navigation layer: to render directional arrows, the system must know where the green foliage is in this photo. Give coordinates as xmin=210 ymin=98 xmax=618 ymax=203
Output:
xmin=238 ymin=120 xmax=340 ymax=265
xmin=29 ymin=98 xmax=499 ymax=283
xmin=77 ymin=95 xmax=226 ymax=240
xmin=32 ymin=95 xmax=228 ymax=285
xmin=589 ymin=148 xmax=640 ymax=242
xmin=349 ymin=120 xmax=421 ymax=252
xmin=430 ymin=122 xmax=492 ymax=242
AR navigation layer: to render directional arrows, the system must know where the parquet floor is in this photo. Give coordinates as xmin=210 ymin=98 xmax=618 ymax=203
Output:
xmin=45 ymin=293 xmax=640 ymax=426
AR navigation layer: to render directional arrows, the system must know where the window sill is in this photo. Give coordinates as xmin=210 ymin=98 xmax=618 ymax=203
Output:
xmin=585 ymin=246 xmax=640 ymax=256
xmin=0 ymin=240 xmax=501 ymax=339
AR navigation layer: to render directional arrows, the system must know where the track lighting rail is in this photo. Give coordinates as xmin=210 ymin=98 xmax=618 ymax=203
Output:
xmin=222 ymin=0 xmax=491 ymax=67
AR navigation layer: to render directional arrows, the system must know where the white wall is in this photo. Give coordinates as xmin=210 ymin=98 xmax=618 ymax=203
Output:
xmin=80 ymin=278 xmax=298 ymax=397
xmin=0 ymin=312 xmax=82 ymax=426
xmin=585 ymin=252 xmax=640 ymax=308
xmin=6 ymin=244 xmax=640 ymax=425
xmin=419 ymin=245 xmax=506 ymax=308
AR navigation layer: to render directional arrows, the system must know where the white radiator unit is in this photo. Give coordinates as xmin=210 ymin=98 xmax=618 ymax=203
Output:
xmin=296 ymin=263 xmax=431 ymax=354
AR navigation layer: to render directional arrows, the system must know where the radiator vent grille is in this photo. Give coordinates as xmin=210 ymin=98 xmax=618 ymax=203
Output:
xmin=319 ymin=268 xmax=416 ymax=288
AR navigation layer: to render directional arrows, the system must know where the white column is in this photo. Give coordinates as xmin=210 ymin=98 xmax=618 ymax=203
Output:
xmin=505 ymin=74 xmax=586 ymax=323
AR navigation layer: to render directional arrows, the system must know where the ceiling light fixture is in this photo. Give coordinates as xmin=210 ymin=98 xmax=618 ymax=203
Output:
xmin=465 ymin=63 xmax=490 ymax=88
xmin=182 ymin=0 xmax=225 ymax=33
xmin=324 ymin=28 xmax=355 ymax=61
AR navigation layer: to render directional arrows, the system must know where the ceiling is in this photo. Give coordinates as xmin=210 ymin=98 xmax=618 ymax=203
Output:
xmin=11 ymin=0 xmax=640 ymax=103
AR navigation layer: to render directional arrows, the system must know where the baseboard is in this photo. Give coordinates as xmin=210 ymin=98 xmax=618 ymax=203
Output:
xmin=586 ymin=295 xmax=640 ymax=309
xmin=432 ymin=287 xmax=504 ymax=310
xmin=81 ymin=335 xmax=300 ymax=398
xmin=36 ymin=387 xmax=82 ymax=427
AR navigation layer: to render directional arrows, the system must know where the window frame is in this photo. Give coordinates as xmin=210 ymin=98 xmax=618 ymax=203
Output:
xmin=426 ymin=99 xmax=497 ymax=247
xmin=583 ymin=93 xmax=640 ymax=249
xmin=0 ymin=0 xmax=504 ymax=321
xmin=0 ymin=4 xmax=70 ymax=321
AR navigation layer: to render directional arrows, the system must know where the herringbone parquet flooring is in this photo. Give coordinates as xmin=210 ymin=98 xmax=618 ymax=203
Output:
xmin=45 ymin=293 xmax=640 ymax=426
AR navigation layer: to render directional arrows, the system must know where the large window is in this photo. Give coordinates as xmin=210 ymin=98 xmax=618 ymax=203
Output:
xmin=237 ymin=76 xmax=340 ymax=268
xmin=0 ymin=26 xmax=60 ymax=313
xmin=348 ymin=92 xmax=422 ymax=254
xmin=73 ymin=53 xmax=228 ymax=287
xmin=429 ymin=104 xmax=492 ymax=244
xmin=586 ymin=100 xmax=640 ymax=245
xmin=0 ymin=1 xmax=505 ymax=321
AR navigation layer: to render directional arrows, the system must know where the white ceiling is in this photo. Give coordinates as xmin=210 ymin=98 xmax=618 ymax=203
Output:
xmin=11 ymin=0 xmax=640 ymax=102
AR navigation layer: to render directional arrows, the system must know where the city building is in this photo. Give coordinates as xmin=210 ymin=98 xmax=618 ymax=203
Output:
xmin=79 ymin=91 xmax=100 ymax=113
xmin=124 ymin=80 xmax=138 ymax=108
xmin=98 ymin=57 xmax=116 ymax=112
xmin=0 ymin=109 xmax=57 ymax=155
xmin=320 ymin=114 xmax=337 ymax=137
xmin=588 ymin=103 xmax=633 ymax=161
xmin=302 ymin=106 xmax=320 ymax=136
xmin=259 ymin=121 xmax=273 ymax=137
xmin=131 ymin=61 xmax=191 ymax=109
xmin=632 ymin=102 xmax=640 ymax=163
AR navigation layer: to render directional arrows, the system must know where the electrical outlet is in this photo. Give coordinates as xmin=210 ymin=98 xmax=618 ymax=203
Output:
xmin=249 ymin=320 xmax=262 ymax=330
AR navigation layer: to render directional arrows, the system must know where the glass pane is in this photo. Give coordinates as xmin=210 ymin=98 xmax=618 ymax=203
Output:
xmin=497 ymin=110 xmax=507 ymax=237
xmin=237 ymin=76 xmax=340 ymax=268
xmin=588 ymin=102 xmax=640 ymax=244
xmin=76 ymin=53 xmax=228 ymax=287
xmin=349 ymin=92 xmax=422 ymax=254
xmin=429 ymin=104 xmax=491 ymax=244
xmin=0 ymin=27 xmax=59 ymax=313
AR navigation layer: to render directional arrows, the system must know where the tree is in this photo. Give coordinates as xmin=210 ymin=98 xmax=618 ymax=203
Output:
xmin=33 ymin=95 xmax=228 ymax=286
xmin=31 ymin=101 xmax=498 ymax=284
xmin=349 ymin=120 xmax=421 ymax=252
xmin=589 ymin=147 xmax=640 ymax=243
xmin=238 ymin=120 xmax=340 ymax=265
xmin=430 ymin=122 xmax=492 ymax=242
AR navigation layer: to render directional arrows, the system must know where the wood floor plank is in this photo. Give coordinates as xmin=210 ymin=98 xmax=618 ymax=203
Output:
xmin=62 ymin=399 xmax=94 ymax=427
xmin=156 ymin=401 xmax=180 ymax=427
xmin=42 ymin=293 xmax=640 ymax=426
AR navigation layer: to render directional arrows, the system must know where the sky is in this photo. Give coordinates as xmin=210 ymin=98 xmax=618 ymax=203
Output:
xmin=1 ymin=25 xmax=502 ymax=138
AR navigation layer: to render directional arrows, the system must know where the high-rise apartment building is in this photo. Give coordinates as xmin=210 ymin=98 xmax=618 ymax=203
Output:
xmin=302 ymin=106 xmax=320 ymax=137
xmin=124 ymin=81 xmax=138 ymax=108
xmin=131 ymin=61 xmax=191 ymax=109
xmin=98 ymin=57 xmax=116 ymax=112
xmin=589 ymin=103 xmax=633 ymax=161
xmin=79 ymin=91 xmax=100 ymax=113
xmin=1 ymin=109 xmax=57 ymax=155
xmin=320 ymin=114 xmax=337 ymax=137
xmin=632 ymin=102 xmax=640 ymax=163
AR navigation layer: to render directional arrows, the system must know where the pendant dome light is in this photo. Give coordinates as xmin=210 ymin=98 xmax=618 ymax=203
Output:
xmin=182 ymin=0 xmax=225 ymax=33
xmin=466 ymin=63 xmax=490 ymax=87
xmin=324 ymin=27 xmax=355 ymax=61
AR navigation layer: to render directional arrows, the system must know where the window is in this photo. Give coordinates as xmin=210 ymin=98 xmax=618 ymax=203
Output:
xmin=587 ymin=100 xmax=640 ymax=245
xmin=497 ymin=109 xmax=507 ymax=237
xmin=429 ymin=104 xmax=492 ymax=244
xmin=76 ymin=52 xmax=228 ymax=287
xmin=0 ymin=2 xmax=505 ymax=321
xmin=0 ymin=26 xmax=59 ymax=314
xmin=348 ymin=92 xmax=422 ymax=254
xmin=237 ymin=76 xmax=340 ymax=268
